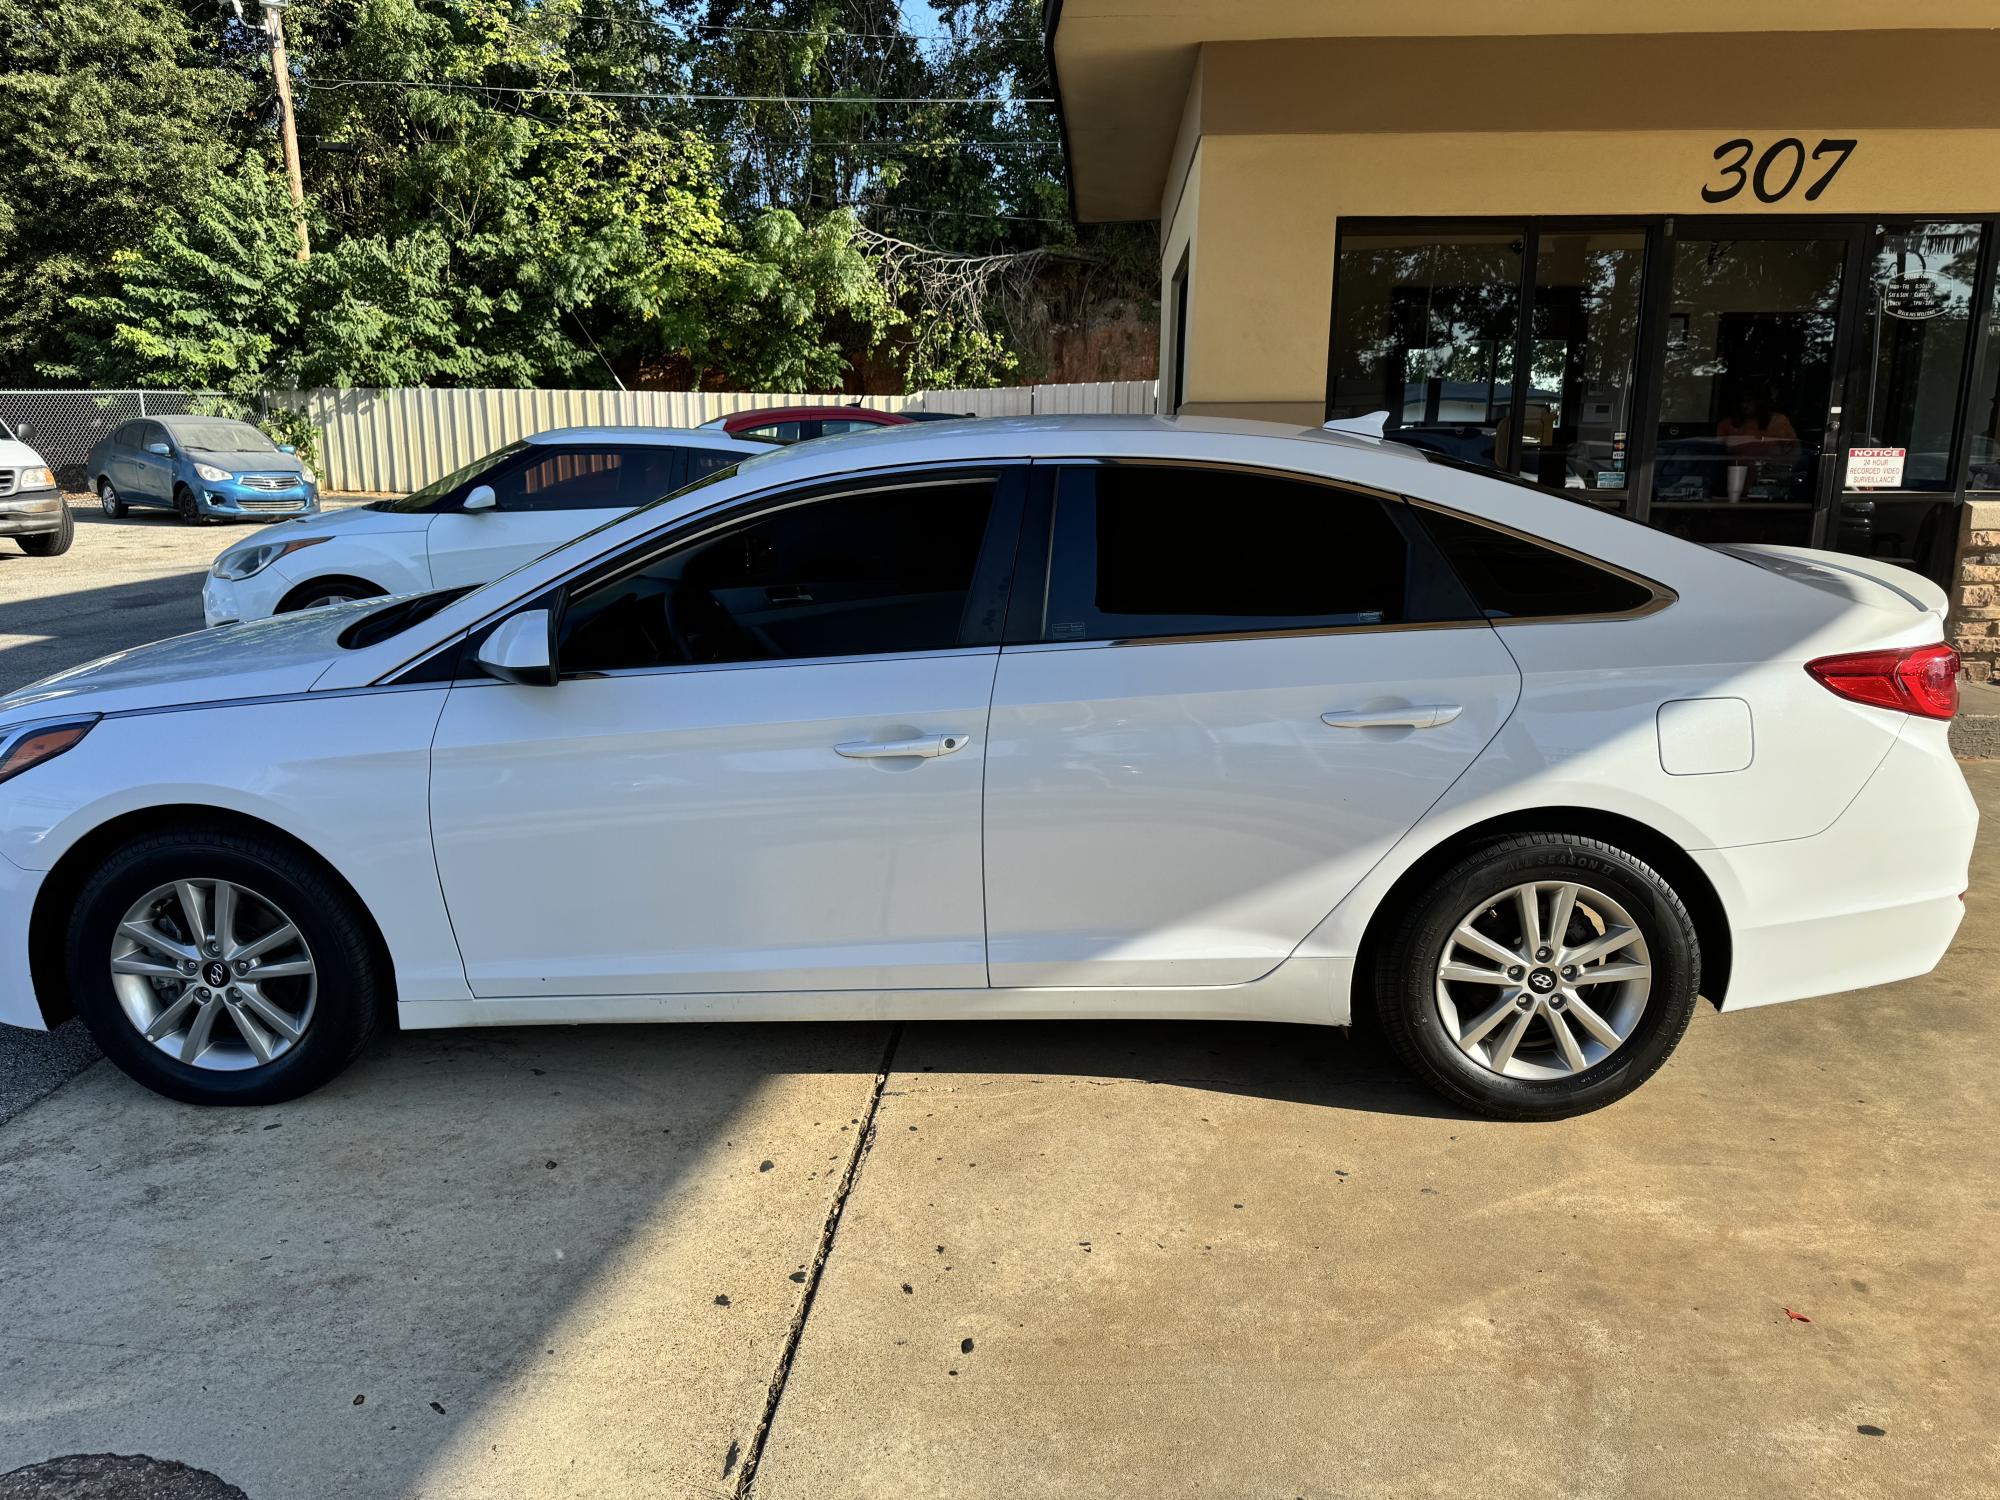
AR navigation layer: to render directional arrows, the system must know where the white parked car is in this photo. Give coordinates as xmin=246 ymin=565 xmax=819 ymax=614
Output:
xmin=201 ymin=426 xmax=763 ymax=625
xmin=0 ymin=417 xmax=1974 ymax=1117
xmin=0 ymin=416 xmax=71 ymax=556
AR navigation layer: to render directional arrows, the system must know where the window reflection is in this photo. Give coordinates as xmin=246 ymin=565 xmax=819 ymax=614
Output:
xmin=1848 ymin=222 xmax=1980 ymax=493
xmin=1330 ymin=232 xmax=1522 ymax=468
xmin=1514 ymin=231 xmax=1646 ymax=498
xmin=1970 ymin=254 xmax=2000 ymax=491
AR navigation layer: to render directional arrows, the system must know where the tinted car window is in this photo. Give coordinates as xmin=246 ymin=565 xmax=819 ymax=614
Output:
xmin=490 ymin=445 xmax=683 ymax=513
xmin=818 ymin=419 xmax=879 ymax=436
xmin=562 ymin=481 xmax=996 ymax=672
xmin=1414 ymin=507 xmax=1658 ymax=619
xmin=683 ymin=448 xmax=738 ymax=484
xmin=1040 ymin=465 xmax=1476 ymax=643
xmin=738 ymin=421 xmax=808 ymax=444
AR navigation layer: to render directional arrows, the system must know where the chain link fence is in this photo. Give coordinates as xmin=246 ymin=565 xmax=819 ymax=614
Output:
xmin=0 ymin=390 xmax=257 ymax=484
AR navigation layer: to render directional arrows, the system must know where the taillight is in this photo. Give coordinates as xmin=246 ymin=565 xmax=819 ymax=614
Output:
xmin=1806 ymin=643 xmax=1960 ymax=720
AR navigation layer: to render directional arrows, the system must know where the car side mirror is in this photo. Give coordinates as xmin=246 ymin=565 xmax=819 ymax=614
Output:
xmin=475 ymin=608 xmax=557 ymax=686
xmin=462 ymin=484 xmax=497 ymax=513
xmin=13 ymin=421 xmax=31 ymax=442
xmin=278 ymin=443 xmax=298 ymax=455
xmin=146 ymin=442 xmax=172 ymax=457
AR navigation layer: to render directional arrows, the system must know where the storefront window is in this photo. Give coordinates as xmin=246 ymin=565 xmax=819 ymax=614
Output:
xmin=1515 ymin=231 xmax=1646 ymax=498
xmin=1329 ymin=231 xmax=1522 ymax=469
xmin=1846 ymin=222 xmax=1982 ymax=492
xmin=1969 ymin=256 xmax=2000 ymax=491
xmin=1651 ymin=235 xmax=1844 ymax=544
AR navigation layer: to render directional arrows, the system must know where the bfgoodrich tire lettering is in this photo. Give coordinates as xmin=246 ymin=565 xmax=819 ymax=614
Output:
xmin=1372 ymin=833 xmax=1700 ymax=1120
xmin=65 ymin=825 xmax=385 ymax=1105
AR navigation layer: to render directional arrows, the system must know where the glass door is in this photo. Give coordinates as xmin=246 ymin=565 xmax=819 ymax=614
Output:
xmin=1512 ymin=228 xmax=1649 ymax=507
xmin=1831 ymin=220 xmax=1987 ymax=583
xmin=1647 ymin=229 xmax=1854 ymax=548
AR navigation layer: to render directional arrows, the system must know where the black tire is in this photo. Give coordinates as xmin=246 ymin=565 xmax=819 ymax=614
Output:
xmin=276 ymin=576 xmax=387 ymax=613
xmin=173 ymin=484 xmax=206 ymax=523
xmin=1371 ymin=833 xmax=1700 ymax=1121
xmin=98 ymin=478 xmax=126 ymax=519
xmin=17 ymin=501 xmax=73 ymax=556
xmin=65 ymin=824 xmax=386 ymax=1105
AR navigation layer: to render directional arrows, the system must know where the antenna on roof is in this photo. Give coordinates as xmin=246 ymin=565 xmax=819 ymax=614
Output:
xmin=1320 ymin=411 xmax=1391 ymax=439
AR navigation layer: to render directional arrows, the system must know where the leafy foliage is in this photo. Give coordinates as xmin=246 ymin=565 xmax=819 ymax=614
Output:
xmin=0 ymin=0 xmax=1156 ymax=393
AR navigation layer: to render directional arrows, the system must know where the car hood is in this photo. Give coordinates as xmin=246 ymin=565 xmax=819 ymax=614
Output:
xmin=216 ymin=504 xmax=433 ymax=559
xmin=0 ymin=437 xmax=47 ymax=469
xmin=188 ymin=447 xmax=307 ymax=474
xmin=0 ymin=602 xmax=384 ymax=724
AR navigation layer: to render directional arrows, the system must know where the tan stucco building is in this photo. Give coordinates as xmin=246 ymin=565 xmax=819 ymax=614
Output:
xmin=1045 ymin=2 xmax=2000 ymax=677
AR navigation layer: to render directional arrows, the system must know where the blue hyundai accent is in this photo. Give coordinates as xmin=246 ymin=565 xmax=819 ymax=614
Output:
xmin=84 ymin=415 xmax=320 ymax=523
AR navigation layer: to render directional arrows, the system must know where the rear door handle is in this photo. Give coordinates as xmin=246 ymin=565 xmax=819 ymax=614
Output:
xmin=835 ymin=734 xmax=971 ymax=760
xmin=1321 ymin=705 xmax=1463 ymax=730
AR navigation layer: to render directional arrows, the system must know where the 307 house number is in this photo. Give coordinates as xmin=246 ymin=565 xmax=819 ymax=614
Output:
xmin=1701 ymin=137 xmax=1856 ymax=204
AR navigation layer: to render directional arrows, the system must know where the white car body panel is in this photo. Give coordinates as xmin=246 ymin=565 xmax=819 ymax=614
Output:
xmin=982 ymin=627 xmax=1521 ymax=987
xmin=428 ymin=653 xmax=997 ymax=996
xmin=0 ymin=416 xmax=1974 ymax=1054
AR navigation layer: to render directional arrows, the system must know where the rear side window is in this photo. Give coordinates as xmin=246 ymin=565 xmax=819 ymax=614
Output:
xmin=682 ymin=448 xmax=739 ymax=484
xmin=1040 ymin=465 xmax=1477 ymax=643
xmin=1415 ymin=507 xmax=1659 ymax=619
xmin=738 ymin=421 xmax=807 ymax=444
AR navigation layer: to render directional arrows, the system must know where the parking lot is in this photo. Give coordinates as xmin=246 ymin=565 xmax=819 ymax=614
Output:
xmin=1 ymin=507 xmax=1996 ymax=1499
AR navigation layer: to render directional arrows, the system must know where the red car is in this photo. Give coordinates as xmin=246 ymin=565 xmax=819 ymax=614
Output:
xmin=699 ymin=405 xmax=912 ymax=444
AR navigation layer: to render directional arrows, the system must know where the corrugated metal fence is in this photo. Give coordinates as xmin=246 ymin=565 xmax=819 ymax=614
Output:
xmin=0 ymin=381 xmax=1159 ymax=494
xmin=277 ymin=381 xmax=1160 ymax=493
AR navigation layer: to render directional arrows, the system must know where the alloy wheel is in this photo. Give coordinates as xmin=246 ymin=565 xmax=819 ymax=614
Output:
xmin=1434 ymin=879 xmax=1651 ymax=1081
xmin=108 ymin=878 xmax=317 ymax=1071
xmin=99 ymin=482 xmax=121 ymax=517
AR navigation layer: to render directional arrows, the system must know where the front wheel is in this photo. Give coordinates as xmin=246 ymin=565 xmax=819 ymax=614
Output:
xmin=17 ymin=502 xmax=73 ymax=556
xmin=1372 ymin=834 xmax=1700 ymax=1120
xmin=65 ymin=825 xmax=386 ymax=1105
xmin=173 ymin=484 xmax=206 ymax=524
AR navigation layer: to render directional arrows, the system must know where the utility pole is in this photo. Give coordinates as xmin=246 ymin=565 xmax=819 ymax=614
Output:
xmin=261 ymin=0 xmax=310 ymax=260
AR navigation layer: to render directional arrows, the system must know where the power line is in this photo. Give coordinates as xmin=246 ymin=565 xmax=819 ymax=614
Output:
xmin=314 ymin=77 xmax=1051 ymax=104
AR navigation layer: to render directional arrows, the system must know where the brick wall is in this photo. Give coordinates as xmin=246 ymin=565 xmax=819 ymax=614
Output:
xmin=1951 ymin=499 xmax=2000 ymax=683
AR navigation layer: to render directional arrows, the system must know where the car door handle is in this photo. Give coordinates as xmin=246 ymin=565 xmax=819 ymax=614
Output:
xmin=834 ymin=734 xmax=971 ymax=760
xmin=1320 ymin=705 xmax=1464 ymax=730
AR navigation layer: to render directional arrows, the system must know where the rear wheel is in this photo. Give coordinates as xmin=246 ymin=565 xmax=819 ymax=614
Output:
xmin=1372 ymin=834 xmax=1699 ymax=1120
xmin=17 ymin=501 xmax=73 ymax=556
xmin=65 ymin=825 xmax=385 ymax=1105
xmin=98 ymin=479 xmax=126 ymax=519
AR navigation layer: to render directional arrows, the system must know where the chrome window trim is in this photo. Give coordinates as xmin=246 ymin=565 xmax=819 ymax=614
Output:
xmin=560 ymin=644 xmax=1001 ymax=685
xmin=380 ymin=461 xmax=1025 ymax=687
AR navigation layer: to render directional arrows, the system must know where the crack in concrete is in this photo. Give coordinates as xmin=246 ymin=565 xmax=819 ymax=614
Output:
xmin=732 ymin=1022 xmax=902 ymax=1499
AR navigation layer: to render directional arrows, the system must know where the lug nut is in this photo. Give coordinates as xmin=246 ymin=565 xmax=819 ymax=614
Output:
xmin=1550 ymin=995 xmax=1567 ymax=1010
xmin=1562 ymin=965 xmax=1577 ymax=979
xmin=1507 ymin=966 xmax=1524 ymax=980
xmin=234 ymin=961 xmax=251 ymax=976
xmin=181 ymin=959 xmax=198 ymax=975
xmin=196 ymin=988 xmax=211 ymax=1001
xmin=1535 ymin=947 xmax=1552 ymax=962
xmin=205 ymin=939 xmax=221 ymax=955
xmin=1516 ymin=994 xmax=1533 ymax=1009
xmin=226 ymin=987 xmax=241 ymax=1001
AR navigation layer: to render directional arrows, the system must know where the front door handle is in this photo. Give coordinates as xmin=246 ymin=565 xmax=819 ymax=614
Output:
xmin=835 ymin=733 xmax=971 ymax=760
xmin=1321 ymin=705 xmax=1463 ymax=730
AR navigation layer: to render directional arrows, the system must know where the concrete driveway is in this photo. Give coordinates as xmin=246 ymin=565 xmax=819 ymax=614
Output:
xmin=1 ymin=505 xmax=1995 ymax=1498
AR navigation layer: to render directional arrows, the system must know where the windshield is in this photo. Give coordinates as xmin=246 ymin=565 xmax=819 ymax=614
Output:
xmin=371 ymin=441 xmax=530 ymax=513
xmin=171 ymin=421 xmax=276 ymax=453
xmin=338 ymin=586 xmax=479 ymax=649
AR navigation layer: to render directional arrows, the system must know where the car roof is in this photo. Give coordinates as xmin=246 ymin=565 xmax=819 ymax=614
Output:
xmin=724 ymin=406 xmax=908 ymax=425
xmin=522 ymin=425 xmax=766 ymax=450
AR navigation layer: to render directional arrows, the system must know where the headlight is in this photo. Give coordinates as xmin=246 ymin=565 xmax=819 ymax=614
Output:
xmin=17 ymin=466 xmax=53 ymax=489
xmin=195 ymin=463 xmax=233 ymax=483
xmin=300 ymin=466 xmax=318 ymax=485
xmin=211 ymin=535 xmax=329 ymax=580
xmin=0 ymin=716 xmax=98 ymax=787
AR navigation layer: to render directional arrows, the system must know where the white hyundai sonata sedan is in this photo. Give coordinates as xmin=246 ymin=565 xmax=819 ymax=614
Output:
xmin=0 ymin=417 xmax=1975 ymax=1118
